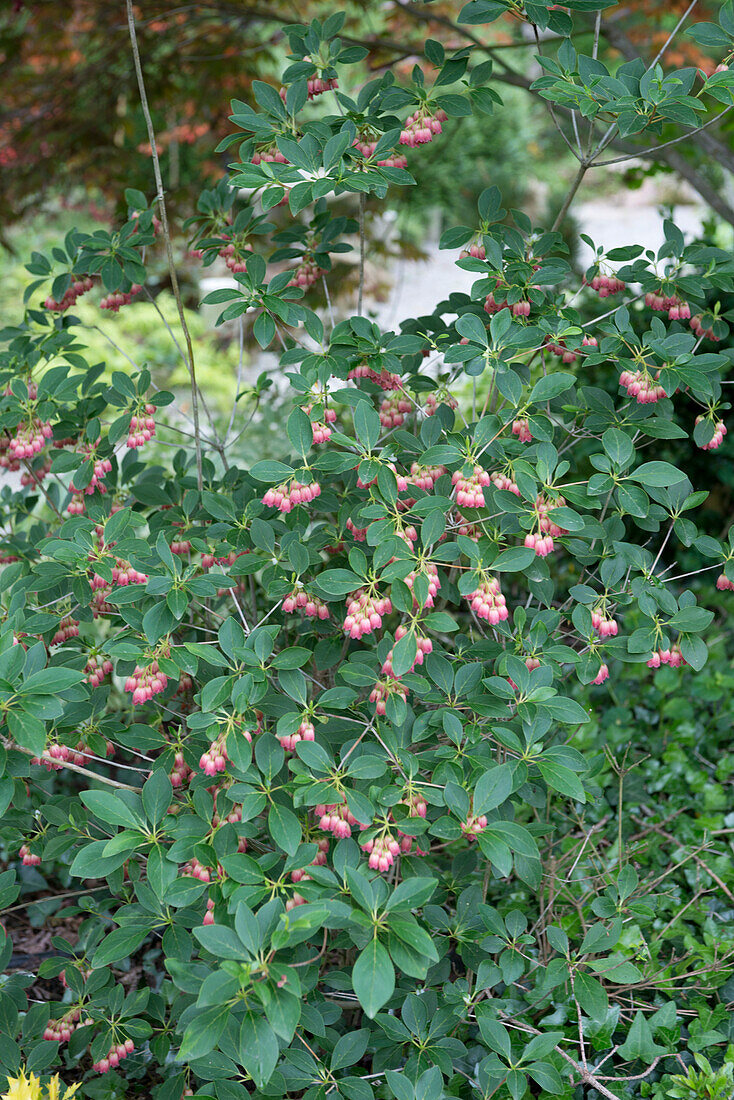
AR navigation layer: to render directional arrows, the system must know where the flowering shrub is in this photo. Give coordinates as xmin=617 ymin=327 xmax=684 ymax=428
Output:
xmin=3 ymin=3 xmax=734 ymax=1099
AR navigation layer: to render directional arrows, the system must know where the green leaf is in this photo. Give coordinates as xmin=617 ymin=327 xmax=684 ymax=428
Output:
xmin=456 ymin=313 xmax=489 ymax=346
xmin=239 ymin=1009 xmax=280 ymax=1088
xmin=352 ymin=939 xmax=395 ymax=1018
xmin=268 ymin=803 xmax=302 ymax=855
xmin=142 ymin=770 xmax=173 ymax=825
xmin=491 ymin=546 xmax=537 ymax=572
xmin=315 ymin=568 xmax=364 ymax=595
xmin=7 ymin=710 xmax=46 ymax=755
xmin=383 ymin=877 xmax=437 ymax=912
xmin=354 ymin=403 xmax=381 ymax=449
xmin=193 ymin=924 xmax=251 ymax=960
xmin=80 ymin=790 xmax=143 ymax=829
xmin=251 ymin=460 xmax=295 ymax=482
xmin=254 ymin=310 xmax=277 ymax=349
xmin=178 ymin=1005 xmax=230 ymax=1062
xmin=602 ymin=427 xmax=634 ymax=467
xmin=628 ymin=461 xmax=686 ymax=487
xmin=331 ymin=1029 xmax=370 ymax=1072
xmin=287 ymin=406 xmax=313 ymax=456
xmin=92 ymin=924 xmax=150 ymax=967
xmin=617 ymin=1011 xmax=666 ymax=1061
xmin=530 ymin=372 xmax=575 ymax=402
xmin=474 ymin=763 xmax=514 ymax=813
xmin=20 ymin=667 xmax=84 ymax=694
xmin=537 ymin=760 xmax=586 ymax=802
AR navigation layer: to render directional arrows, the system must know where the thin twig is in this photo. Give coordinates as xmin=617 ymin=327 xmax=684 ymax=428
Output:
xmin=650 ymin=0 xmax=698 ymax=68
xmin=17 ymin=747 xmax=142 ymax=791
xmin=551 ymin=161 xmax=589 ymax=231
xmin=125 ymin=0 xmax=203 ymax=490
xmin=357 ymin=193 xmax=366 ymax=316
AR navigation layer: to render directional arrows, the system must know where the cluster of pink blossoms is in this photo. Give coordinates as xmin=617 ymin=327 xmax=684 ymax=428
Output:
xmin=362 ymin=833 xmax=402 ymax=872
xmin=43 ymin=1008 xmax=84 ymax=1043
xmin=352 ymin=138 xmax=407 ymax=168
xmin=346 ymin=517 xmax=367 ymax=541
xmin=114 ymin=560 xmax=149 ymax=585
xmin=588 ymin=273 xmax=626 ymax=297
xmin=512 ymin=418 xmax=532 ymax=443
xmin=7 ymin=419 xmax=52 ymax=461
xmin=50 ymin=615 xmax=79 ymax=646
xmin=460 ymin=241 xmax=486 ymax=260
xmin=283 ymin=588 xmax=330 ymax=619
xmin=19 ymin=844 xmax=41 ymax=866
xmin=466 ymin=576 xmax=508 ymax=624
xmin=291 ymin=838 xmax=329 ymax=883
xmin=201 ymin=549 xmax=243 ymax=569
xmin=690 ymin=314 xmax=720 ymax=341
xmin=31 ymin=744 xmax=82 ymax=772
xmin=288 ymin=260 xmax=321 ymax=289
xmin=484 ymin=290 xmax=508 ymax=315
xmin=71 ymin=452 xmax=112 ymax=501
xmin=305 ymin=74 xmax=338 ymax=99
xmin=379 ymin=392 xmax=412 ymax=428
xmin=645 ymin=291 xmax=691 ymax=320
xmin=545 ymin=338 xmax=578 ymax=364
xmin=93 ymin=1039 xmax=135 ymax=1074
xmin=31 ymin=738 xmax=114 ymax=773
xmin=219 ymin=241 xmax=250 ymax=273
xmin=405 ymin=562 xmax=440 ymax=609
xmin=199 ymin=733 xmax=228 ymax=776
xmin=127 ymin=404 xmax=157 ymax=448
xmin=262 ymin=479 xmax=321 ymax=512
xmin=592 ymin=609 xmax=618 ymax=637
xmin=183 ymin=857 xmax=222 ymax=883
xmin=251 ymin=146 xmax=289 ymax=165
xmin=619 ymin=368 xmax=666 ymax=404
xmin=84 ymin=655 xmax=113 ymax=686
xmin=525 ymin=495 xmax=567 ymax=557
xmin=315 ymin=802 xmax=359 ymax=839
xmin=424 ymin=391 xmax=458 ymax=416
xmin=508 ymin=655 xmax=541 ymax=690
xmin=461 ymin=812 xmax=488 ymax=838
xmin=307 ymin=405 xmax=336 ymax=443
xmin=491 ymin=470 xmax=520 ymax=496
xmin=382 ymin=625 xmax=432 ymax=676
xmin=343 ymin=589 xmax=392 ymax=639
xmin=400 ymin=107 xmax=447 ymax=145
xmin=369 ymin=676 xmax=408 ymax=715
xmin=125 ymin=659 xmax=168 ymax=706
xmin=452 ymin=465 xmax=491 ymax=509
xmin=695 ymin=415 xmax=727 ymax=450
xmin=409 ymin=463 xmax=446 ymax=490
xmin=170 ymin=750 xmax=193 ymax=788
xmin=44 ymin=275 xmax=93 ymax=312
xmin=348 ymin=363 xmax=402 ymax=390
xmin=279 ymin=717 xmax=315 ymax=753
xmin=647 ymin=645 xmax=686 ymax=669
xmin=100 ymin=284 xmax=142 ymax=312
xmin=512 ymin=299 xmax=531 ymax=317
xmin=90 ymin=560 xmax=147 ymax=593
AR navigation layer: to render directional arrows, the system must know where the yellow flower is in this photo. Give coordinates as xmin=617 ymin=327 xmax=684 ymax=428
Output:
xmin=45 ymin=1078 xmax=80 ymax=1100
xmin=2 ymin=1072 xmax=80 ymax=1100
xmin=2 ymin=1070 xmax=41 ymax=1100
